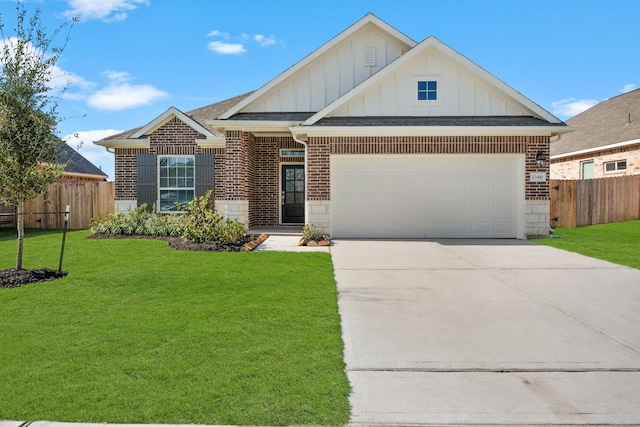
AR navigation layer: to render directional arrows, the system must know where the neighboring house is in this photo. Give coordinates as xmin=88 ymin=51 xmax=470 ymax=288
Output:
xmin=95 ymin=13 xmax=570 ymax=239
xmin=551 ymin=88 xmax=640 ymax=179
xmin=0 ymin=143 xmax=108 ymax=227
xmin=56 ymin=143 xmax=109 ymax=182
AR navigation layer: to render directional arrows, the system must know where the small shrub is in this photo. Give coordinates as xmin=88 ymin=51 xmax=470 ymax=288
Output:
xmin=216 ymin=219 xmax=248 ymax=244
xmin=174 ymin=191 xmax=223 ymax=243
xmin=302 ymin=224 xmax=327 ymax=242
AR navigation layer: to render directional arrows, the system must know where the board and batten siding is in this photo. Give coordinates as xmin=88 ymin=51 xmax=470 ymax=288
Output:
xmin=332 ymin=47 xmax=526 ymax=117
xmin=244 ymin=23 xmax=411 ymax=113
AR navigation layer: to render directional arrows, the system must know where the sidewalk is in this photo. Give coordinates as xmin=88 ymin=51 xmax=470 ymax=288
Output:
xmin=251 ymin=228 xmax=330 ymax=252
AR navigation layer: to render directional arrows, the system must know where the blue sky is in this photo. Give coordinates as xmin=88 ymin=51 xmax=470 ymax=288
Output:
xmin=1 ymin=0 xmax=638 ymax=180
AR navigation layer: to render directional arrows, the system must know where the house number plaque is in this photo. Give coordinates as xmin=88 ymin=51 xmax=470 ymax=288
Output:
xmin=530 ymin=172 xmax=546 ymax=182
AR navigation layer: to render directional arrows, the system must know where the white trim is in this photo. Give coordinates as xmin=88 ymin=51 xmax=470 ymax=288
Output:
xmin=217 ymin=13 xmax=416 ymax=120
xmin=603 ymin=159 xmax=627 ymax=174
xmin=304 ymin=36 xmax=563 ymax=126
xmin=207 ymin=120 xmax=303 ymax=134
xmin=551 ymin=137 xmax=640 ymax=160
xmin=291 ymin=125 xmax=572 ymax=139
xmin=93 ymin=138 xmax=150 ymax=149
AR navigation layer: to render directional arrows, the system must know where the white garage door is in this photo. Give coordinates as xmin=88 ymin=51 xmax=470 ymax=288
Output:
xmin=331 ymin=154 xmax=524 ymax=238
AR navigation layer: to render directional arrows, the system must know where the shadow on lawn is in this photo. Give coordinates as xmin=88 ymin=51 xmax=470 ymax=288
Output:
xmin=0 ymin=228 xmax=65 ymax=242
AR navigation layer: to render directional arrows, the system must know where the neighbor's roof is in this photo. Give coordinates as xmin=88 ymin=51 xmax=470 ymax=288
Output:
xmin=57 ymin=143 xmax=108 ymax=178
xmin=551 ymin=88 xmax=640 ymax=157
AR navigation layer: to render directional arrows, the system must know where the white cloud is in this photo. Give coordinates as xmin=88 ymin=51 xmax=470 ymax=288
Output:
xmin=103 ymin=70 xmax=132 ymax=83
xmin=551 ymin=97 xmax=599 ymax=118
xmin=64 ymin=0 xmax=149 ymax=22
xmin=206 ymin=30 xmax=280 ymax=54
xmin=254 ymin=34 xmax=276 ymax=47
xmin=207 ymin=30 xmax=230 ymax=39
xmin=207 ymin=41 xmax=247 ymax=55
xmin=88 ymin=83 xmax=168 ymax=111
xmin=85 ymin=70 xmax=167 ymax=111
xmin=63 ymin=129 xmax=122 ymax=179
xmin=621 ymin=83 xmax=637 ymax=93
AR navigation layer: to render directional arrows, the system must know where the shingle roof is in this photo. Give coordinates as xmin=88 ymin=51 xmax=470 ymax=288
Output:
xmin=227 ymin=112 xmax=315 ymax=121
xmin=101 ymin=91 xmax=254 ymax=141
xmin=551 ymin=88 xmax=640 ymax=156
xmin=56 ymin=143 xmax=108 ymax=178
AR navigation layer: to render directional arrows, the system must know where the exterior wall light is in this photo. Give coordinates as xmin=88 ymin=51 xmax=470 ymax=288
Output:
xmin=536 ymin=150 xmax=546 ymax=167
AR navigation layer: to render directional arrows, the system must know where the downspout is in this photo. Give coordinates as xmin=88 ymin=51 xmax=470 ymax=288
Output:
xmin=290 ymin=128 xmax=308 ymax=225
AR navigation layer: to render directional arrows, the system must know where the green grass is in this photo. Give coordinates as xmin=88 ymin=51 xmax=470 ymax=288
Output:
xmin=0 ymin=229 xmax=350 ymax=425
xmin=532 ymin=220 xmax=640 ymax=269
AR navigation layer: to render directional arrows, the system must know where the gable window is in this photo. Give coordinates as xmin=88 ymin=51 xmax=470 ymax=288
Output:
xmin=604 ymin=160 xmax=627 ymax=173
xmin=417 ymin=80 xmax=437 ymax=101
xmin=159 ymin=156 xmax=195 ymax=212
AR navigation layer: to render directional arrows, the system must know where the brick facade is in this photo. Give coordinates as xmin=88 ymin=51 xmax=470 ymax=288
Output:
xmin=551 ymin=145 xmax=640 ymax=180
xmin=115 ymin=118 xmax=222 ymax=202
xmin=305 ymin=135 xmax=550 ymax=202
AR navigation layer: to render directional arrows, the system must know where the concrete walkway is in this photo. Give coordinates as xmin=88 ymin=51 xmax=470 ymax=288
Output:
xmin=332 ymin=239 xmax=640 ymax=426
xmin=251 ymin=228 xmax=330 ymax=252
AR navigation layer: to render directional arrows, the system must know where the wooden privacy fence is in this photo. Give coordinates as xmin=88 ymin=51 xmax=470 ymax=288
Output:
xmin=550 ymin=176 xmax=640 ymax=227
xmin=19 ymin=181 xmax=115 ymax=230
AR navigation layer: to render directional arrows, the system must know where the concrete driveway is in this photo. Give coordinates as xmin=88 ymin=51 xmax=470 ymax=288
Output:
xmin=331 ymin=239 xmax=640 ymax=425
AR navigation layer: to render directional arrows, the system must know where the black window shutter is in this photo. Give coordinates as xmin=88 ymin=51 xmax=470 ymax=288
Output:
xmin=195 ymin=154 xmax=215 ymax=198
xmin=137 ymin=154 xmax=157 ymax=210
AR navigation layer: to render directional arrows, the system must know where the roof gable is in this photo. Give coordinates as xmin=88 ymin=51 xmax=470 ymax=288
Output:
xmin=218 ymin=13 xmax=416 ymax=119
xmin=131 ymin=106 xmax=219 ymax=139
xmin=304 ymin=36 xmax=561 ymax=125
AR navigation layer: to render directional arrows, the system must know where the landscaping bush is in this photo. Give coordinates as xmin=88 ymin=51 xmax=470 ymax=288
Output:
xmin=302 ymin=223 xmax=328 ymax=242
xmin=90 ymin=192 xmax=247 ymax=244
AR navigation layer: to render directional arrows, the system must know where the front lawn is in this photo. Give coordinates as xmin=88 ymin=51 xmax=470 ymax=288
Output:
xmin=0 ymin=228 xmax=350 ymax=426
xmin=532 ymin=220 xmax=640 ymax=269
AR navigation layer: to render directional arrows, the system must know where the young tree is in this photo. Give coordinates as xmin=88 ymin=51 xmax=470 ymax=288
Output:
xmin=0 ymin=2 xmax=75 ymax=269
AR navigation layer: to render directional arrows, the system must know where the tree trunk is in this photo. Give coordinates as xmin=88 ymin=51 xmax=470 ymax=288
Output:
xmin=16 ymin=200 xmax=24 ymax=270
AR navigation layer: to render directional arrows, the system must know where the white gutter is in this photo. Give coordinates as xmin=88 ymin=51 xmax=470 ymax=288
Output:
xmin=551 ymin=137 xmax=640 ymax=160
xmin=207 ymin=120 xmax=302 ymax=133
xmin=93 ymin=138 xmax=150 ymax=149
xmin=291 ymin=125 xmax=575 ymax=138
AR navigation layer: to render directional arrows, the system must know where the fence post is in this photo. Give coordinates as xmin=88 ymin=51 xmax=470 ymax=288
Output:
xmin=58 ymin=205 xmax=70 ymax=272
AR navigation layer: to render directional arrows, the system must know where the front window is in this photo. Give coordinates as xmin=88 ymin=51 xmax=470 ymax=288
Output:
xmin=604 ymin=160 xmax=627 ymax=173
xmin=158 ymin=156 xmax=195 ymax=212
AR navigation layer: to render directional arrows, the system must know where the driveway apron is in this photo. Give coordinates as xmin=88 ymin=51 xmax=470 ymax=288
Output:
xmin=331 ymin=239 xmax=640 ymax=425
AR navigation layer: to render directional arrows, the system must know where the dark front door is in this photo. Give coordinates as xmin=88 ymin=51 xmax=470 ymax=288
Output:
xmin=282 ymin=165 xmax=305 ymax=223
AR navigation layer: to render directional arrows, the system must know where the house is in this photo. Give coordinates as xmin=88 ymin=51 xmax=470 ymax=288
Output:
xmin=56 ymin=143 xmax=109 ymax=182
xmin=551 ymin=88 xmax=640 ymax=179
xmin=95 ymin=13 xmax=570 ymax=239
xmin=0 ymin=143 xmax=108 ymax=227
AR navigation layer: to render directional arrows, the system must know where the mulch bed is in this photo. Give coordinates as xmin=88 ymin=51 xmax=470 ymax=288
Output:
xmin=87 ymin=233 xmax=269 ymax=252
xmin=1 ymin=234 xmax=269 ymax=289
xmin=0 ymin=268 xmax=68 ymax=289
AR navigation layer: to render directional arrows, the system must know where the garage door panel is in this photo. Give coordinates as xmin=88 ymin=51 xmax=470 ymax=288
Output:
xmin=331 ymin=155 xmax=523 ymax=238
